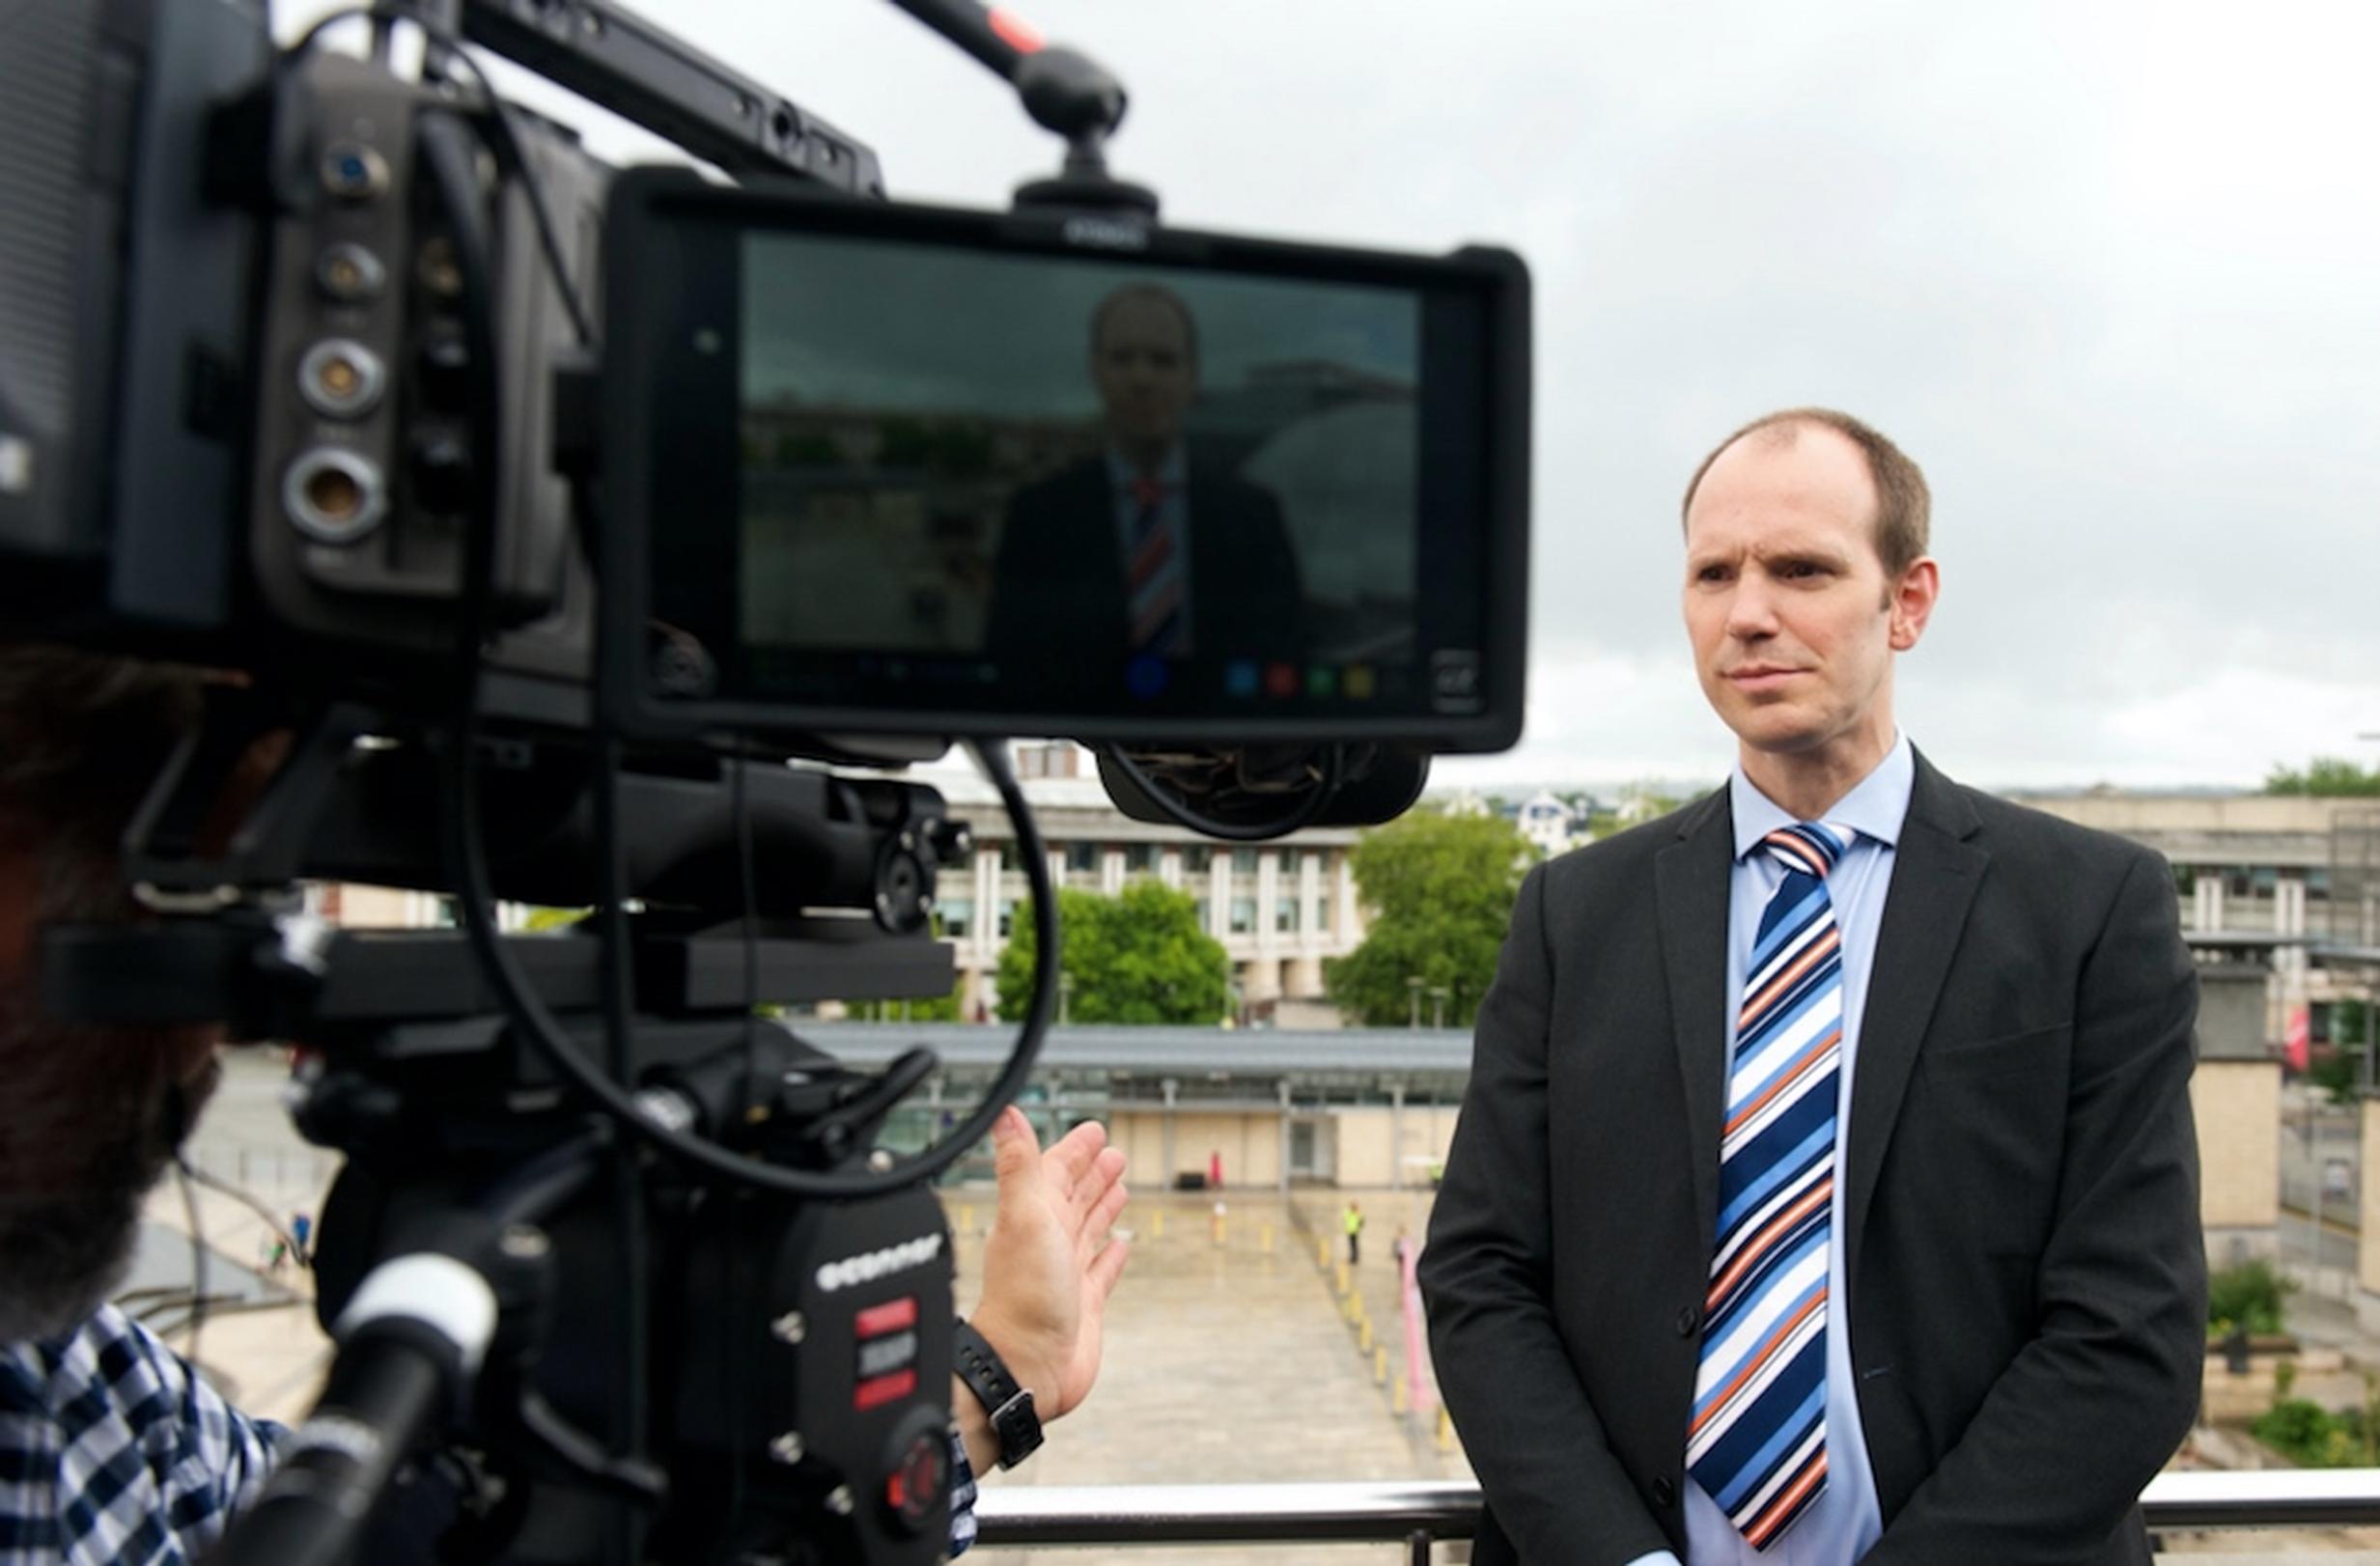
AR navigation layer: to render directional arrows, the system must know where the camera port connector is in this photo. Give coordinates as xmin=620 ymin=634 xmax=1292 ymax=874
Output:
xmin=298 ymin=339 xmax=387 ymax=419
xmin=284 ymin=448 xmax=388 ymax=545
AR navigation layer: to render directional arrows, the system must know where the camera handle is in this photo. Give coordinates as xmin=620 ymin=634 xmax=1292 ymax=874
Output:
xmin=887 ymin=0 xmax=1160 ymax=215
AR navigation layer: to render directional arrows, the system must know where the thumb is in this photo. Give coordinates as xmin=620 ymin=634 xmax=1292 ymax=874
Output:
xmin=991 ymin=1105 xmax=1043 ymax=1194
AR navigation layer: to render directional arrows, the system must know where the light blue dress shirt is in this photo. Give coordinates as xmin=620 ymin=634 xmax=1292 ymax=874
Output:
xmin=1630 ymin=733 xmax=1913 ymax=1566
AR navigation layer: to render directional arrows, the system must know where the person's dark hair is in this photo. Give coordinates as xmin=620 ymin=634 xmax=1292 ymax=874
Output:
xmin=0 ymin=645 xmax=205 ymax=918
xmin=1089 ymin=283 xmax=1200 ymax=367
xmin=0 ymin=645 xmax=213 ymax=1341
xmin=1679 ymin=406 xmax=1931 ymax=578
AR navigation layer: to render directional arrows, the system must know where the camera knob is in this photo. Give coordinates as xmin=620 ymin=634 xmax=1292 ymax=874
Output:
xmin=417 ymin=328 xmax=472 ymax=407
xmin=408 ymin=433 xmax=475 ymax=515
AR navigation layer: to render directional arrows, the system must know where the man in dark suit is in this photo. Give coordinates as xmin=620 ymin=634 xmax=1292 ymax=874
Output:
xmin=1419 ymin=409 xmax=2203 ymax=1565
xmin=984 ymin=284 xmax=1303 ymax=671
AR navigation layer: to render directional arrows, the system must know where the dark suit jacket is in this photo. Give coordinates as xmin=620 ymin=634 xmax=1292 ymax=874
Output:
xmin=982 ymin=454 xmax=1304 ymax=669
xmin=1419 ymin=752 xmax=2205 ymax=1566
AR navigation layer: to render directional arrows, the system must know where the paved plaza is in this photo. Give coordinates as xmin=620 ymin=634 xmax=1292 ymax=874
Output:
xmin=121 ymin=1049 xmax=2380 ymax=1562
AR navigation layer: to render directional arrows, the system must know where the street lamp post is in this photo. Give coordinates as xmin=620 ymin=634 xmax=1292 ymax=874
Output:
xmin=1430 ymin=985 xmax=1450 ymax=1030
xmin=1058 ymin=970 xmax=1075 ymax=1027
xmin=1407 ymin=974 xmax=1426 ymax=1030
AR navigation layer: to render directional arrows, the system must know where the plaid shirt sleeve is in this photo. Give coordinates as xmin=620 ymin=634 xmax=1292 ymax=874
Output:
xmin=1 ymin=1305 xmax=984 ymax=1563
xmin=946 ymin=1428 xmax=978 ymax=1556
xmin=0 ymin=1304 xmax=288 ymax=1566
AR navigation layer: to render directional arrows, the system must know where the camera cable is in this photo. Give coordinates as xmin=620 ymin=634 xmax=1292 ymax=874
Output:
xmin=415 ymin=49 xmax=1059 ymax=1201
xmin=1099 ymin=741 xmax=1346 ymax=841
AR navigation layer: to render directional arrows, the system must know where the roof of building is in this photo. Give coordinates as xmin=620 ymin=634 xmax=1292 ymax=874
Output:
xmin=800 ymin=1021 xmax=1475 ymax=1076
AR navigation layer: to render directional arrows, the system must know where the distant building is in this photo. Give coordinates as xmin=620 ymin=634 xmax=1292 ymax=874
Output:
xmin=930 ymin=746 xmax=1364 ymax=1024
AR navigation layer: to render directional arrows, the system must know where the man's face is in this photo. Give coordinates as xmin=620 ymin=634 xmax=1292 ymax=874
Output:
xmin=1090 ymin=296 xmax=1197 ymax=450
xmin=1681 ymin=425 xmax=1933 ymax=769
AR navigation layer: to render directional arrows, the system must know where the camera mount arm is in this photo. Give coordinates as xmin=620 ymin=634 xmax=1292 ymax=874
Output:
xmin=886 ymin=0 xmax=1159 ymax=214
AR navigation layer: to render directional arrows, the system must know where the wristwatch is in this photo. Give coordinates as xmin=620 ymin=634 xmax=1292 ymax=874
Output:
xmin=952 ymin=1319 xmax=1044 ymax=1470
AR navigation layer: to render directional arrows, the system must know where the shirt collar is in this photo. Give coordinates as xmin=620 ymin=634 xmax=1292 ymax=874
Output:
xmin=1729 ymin=730 xmax=1916 ymax=861
xmin=1106 ymin=444 xmax=1189 ymax=491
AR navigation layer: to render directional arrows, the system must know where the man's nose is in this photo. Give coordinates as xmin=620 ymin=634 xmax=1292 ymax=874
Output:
xmin=1725 ymin=580 xmax=1780 ymax=638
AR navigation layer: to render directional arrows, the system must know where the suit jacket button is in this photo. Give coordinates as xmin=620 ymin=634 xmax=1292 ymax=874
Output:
xmin=1653 ymin=1477 xmax=1677 ymax=1508
xmin=1675 ymin=1303 xmax=1699 ymax=1336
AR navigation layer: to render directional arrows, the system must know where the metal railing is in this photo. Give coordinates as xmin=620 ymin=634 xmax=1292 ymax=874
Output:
xmin=973 ymin=1471 xmax=2380 ymax=1557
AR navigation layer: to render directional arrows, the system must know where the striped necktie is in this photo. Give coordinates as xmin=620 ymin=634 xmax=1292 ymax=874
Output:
xmin=1688 ymin=820 xmax=1849 ymax=1551
xmin=1125 ymin=473 xmax=1185 ymax=655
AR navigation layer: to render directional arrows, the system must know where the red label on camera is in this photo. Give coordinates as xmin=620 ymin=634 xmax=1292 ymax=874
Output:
xmin=854 ymin=1368 xmax=918 ymax=1412
xmin=855 ymin=1297 xmax=919 ymax=1338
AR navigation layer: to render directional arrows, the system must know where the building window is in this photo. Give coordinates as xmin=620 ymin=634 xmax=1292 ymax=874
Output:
xmin=1196 ymin=898 xmax=1213 ymax=931
xmin=997 ymin=899 xmax=1018 ymax=937
xmin=2171 ymin=863 xmax=2196 ymax=896
xmin=997 ymin=842 xmax=1020 ymax=872
xmin=2226 ymin=865 xmax=2278 ymax=899
xmin=1229 ymin=898 xmax=1256 ymax=934
xmin=1281 ymin=847 xmax=1303 ymax=875
xmin=1123 ymin=843 xmax=1159 ymax=875
xmin=1231 ymin=848 xmax=1260 ymax=875
xmin=1317 ymin=895 xmax=1331 ymax=935
xmin=2308 ymin=868 xmax=2333 ymax=902
xmin=1065 ymin=842 xmax=1100 ymax=874
xmin=1276 ymin=898 xmax=1302 ymax=934
xmin=940 ymin=897 xmax=974 ymax=939
xmin=1183 ymin=845 xmax=1213 ymax=874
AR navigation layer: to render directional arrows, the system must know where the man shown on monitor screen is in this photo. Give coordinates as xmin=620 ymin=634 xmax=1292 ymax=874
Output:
xmin=985 ymin=284 xmax=1304 ymax=673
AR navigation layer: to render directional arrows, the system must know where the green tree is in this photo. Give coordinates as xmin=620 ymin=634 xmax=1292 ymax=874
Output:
xmin=994 ymin=882 xmax=1229 ymax=1024
xmin=2310 ymin=999 xmax=2375 ymax=1105
xmin=1324 ymin=810 xmax=1532 ymax=1028
xmin=2266 ymin=757 xmax=2380 ymax=796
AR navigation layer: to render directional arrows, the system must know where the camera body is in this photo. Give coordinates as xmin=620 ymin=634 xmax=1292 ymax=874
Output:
xmin=1 ymin=1 xmax=1531 ymax=1561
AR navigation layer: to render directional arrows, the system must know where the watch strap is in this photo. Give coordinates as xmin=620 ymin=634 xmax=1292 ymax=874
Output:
xmin=952 ymin=1319 xmax=1044 ymax=1469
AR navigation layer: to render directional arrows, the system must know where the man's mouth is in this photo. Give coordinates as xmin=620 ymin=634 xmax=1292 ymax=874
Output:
xmin=1726 ymin=666 xmax=1802 ymax=691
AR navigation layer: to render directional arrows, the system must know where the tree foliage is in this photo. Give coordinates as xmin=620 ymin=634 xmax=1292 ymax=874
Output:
xmin=2265 ymin=757 xmax=2380 ymax=797
xmin=1324 ymin=810 xmax=1532 ymax=1028
xmin=994 ymin=881 xmax=1229 ymax=1024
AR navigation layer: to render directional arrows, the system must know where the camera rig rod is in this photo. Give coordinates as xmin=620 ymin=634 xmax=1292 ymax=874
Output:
xmin=458 ymin=0 xmax=885 ymax=195
xmin=885 ymin=0 xmax=1156 ymax=214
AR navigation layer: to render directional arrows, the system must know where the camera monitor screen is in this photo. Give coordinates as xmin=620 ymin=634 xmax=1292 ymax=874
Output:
xmin=602 ymin=173 xmax=1529 ymax=750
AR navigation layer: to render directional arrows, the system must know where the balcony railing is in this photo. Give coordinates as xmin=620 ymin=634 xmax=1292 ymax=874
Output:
xmin=973 ymin=1471 xmax=2380 ymax=1557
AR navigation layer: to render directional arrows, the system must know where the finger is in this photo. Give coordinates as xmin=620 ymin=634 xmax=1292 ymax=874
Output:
xmin=1080 ymin=1178 xmax=1130 ymax=1254
xmin=991 ymin=1105 xmax=1045 ymax=1200
xmin=1066 ymin=1141 xmax=1127 ymax=1231
xmin=1045 ymin=1119 xmax=1106 ymax=1199
xmin=1085 ymin=1234 xmax=1130 ymax=1302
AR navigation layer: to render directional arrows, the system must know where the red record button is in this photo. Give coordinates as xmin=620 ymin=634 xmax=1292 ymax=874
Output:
xmin=855 ymin=1296 xmax=919 ymax=1338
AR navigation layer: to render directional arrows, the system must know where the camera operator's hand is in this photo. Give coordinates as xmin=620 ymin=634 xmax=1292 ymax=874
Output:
xmin=957 ymin=1106 xmax=1129 ymax=1474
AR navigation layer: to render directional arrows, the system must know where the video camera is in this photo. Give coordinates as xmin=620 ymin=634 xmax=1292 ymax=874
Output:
xmin=1 ymin=1 xmax=1530 ymax=1561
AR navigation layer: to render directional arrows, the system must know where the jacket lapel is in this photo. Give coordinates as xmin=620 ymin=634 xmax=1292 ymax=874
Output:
xmin=1842 ymin=751 xmax=1989 ymax=1279
xmin=1656 ymin=787 xmax=1736 ymax=1249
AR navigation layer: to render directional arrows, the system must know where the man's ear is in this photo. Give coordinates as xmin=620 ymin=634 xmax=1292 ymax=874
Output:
xmin=1888 ymin=558 xmax=1940 ymax=652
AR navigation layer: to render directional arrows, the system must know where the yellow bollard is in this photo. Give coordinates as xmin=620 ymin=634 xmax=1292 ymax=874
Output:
xmin=1359 ymin=1317 xmax=1374 ymax=1354
xmin=1318 ymin=1238 xmax=1331 ymax=1270
xmin=958 ymin=1204 xmax=975 ymax=1235
xmin=1152 ymin=1208 xmax=1165 ymax=1241
xmin=1374 ymin=1345 xmax=1388 ymax=1385
xmin=1436 ymin=1407 xmax=1454 ymax=1452
xmin=1393 ymin=1374 xmax=1410 ymax=1414
xmin=1261 ymin=1224 xmax=1274 ymax=1253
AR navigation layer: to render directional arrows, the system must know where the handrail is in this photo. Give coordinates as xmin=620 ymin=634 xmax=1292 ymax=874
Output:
xmin=972 ymin=1470 xmax=2380 ymax=1547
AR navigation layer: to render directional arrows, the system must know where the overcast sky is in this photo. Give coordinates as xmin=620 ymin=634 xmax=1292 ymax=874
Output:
xmin=295 ymin=0 xmax=2379 ymax=792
